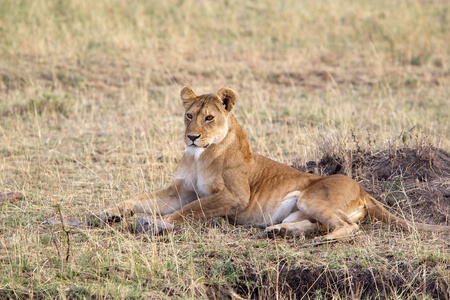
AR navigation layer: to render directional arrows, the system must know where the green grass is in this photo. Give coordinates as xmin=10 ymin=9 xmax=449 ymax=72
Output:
xmin=0 ymin=0 xmax=449 ymax=298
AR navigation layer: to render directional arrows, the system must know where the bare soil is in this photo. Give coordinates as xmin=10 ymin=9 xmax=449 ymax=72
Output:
xmin=230 ymin=262 xmax=450 ymax=299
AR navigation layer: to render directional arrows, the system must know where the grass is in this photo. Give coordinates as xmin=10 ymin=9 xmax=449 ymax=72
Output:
xmin=1 ymin=0 xmax=449 ymax=298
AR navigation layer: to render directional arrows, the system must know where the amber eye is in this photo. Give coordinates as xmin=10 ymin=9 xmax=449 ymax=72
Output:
xmin=205 ymin=115 xmax=214 ymax=121
xmin=186 ymin=113 xmax=193 ymax=120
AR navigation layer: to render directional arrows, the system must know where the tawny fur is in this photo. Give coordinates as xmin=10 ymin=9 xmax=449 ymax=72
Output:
xmin=99 ymin=87 xmax=450 ymax=242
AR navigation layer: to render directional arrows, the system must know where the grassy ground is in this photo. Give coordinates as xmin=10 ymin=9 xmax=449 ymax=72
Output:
xmin=1 ymin=0 xmax=449 ymax=299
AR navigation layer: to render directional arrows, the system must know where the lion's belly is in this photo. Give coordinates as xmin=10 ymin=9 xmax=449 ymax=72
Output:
xmin=235 ymin=191 xmax=300 ymax=227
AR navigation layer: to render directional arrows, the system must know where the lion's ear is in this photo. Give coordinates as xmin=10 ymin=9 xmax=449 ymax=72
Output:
xmin=180 ymin=86 xmax=197 ymax=109
xmin=216 ymin=87 xmax=236 ymax=112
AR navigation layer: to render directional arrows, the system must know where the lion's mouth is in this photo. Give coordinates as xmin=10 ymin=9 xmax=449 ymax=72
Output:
xmin=188 ymin=143 xmax=210 ymax=148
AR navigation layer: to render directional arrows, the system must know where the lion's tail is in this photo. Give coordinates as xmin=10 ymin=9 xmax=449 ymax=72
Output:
xmin=364 ymin=195 xmax=450 ymax=232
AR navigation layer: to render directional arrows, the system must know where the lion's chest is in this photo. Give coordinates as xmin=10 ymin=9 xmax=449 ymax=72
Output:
xmin=175 ymin=156 xmax=214 ymax=198
xmin=195 ymin=171 xmax=212 ymax=198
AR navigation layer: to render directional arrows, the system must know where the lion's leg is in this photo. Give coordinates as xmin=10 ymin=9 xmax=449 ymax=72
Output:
xmin=294 ymin=175 xmax=366 ymax=243
xmin=302 ymin=205 xmax=361 ymax=243
xmin=98 ymin=180 xmax=195 ymax=223
xmin=264 ymin=220 xmax=320 ymax=238
xmin=313 ymin=223 xmax=359 ymax=243
xmin=163 ymin=188 xmax=245 ymax=224
xmin=263 ymin=211 xmax=320 ymax=238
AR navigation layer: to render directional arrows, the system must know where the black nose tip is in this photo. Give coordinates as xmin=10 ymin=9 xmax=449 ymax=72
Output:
xmin=187 ymin=134 xmax=201 ymax=142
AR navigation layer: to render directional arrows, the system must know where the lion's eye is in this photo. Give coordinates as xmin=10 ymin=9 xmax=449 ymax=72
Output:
xmin=205 ymin=115 xmax=214 ymax=121
xmin=186 ymin=113 xmax=193 ymax=120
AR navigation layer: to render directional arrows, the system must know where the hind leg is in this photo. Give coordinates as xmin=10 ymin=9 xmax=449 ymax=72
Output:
xmin=313 ymin=222 xmax=359 ymax=243
xmin=297 ymin=204 xmax=361 ymax=243
xmin=312 ymin=202 xmax=366 ymax=243
xmin=302 ymin=204 xmax=359 ymax=243
xmin=263 ymin=211 xmax=320 ymax=238
xmin=298 ymin=175 xmax=367 ymax=243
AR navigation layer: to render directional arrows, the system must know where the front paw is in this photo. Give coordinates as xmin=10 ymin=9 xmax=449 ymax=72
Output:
xmin=135 ymin=217 xmax=174 ymax=235
xmin=97 ymin=201 xmax=135 ymax=224
xmin=98 ymin=208 xmax=123 ymax=223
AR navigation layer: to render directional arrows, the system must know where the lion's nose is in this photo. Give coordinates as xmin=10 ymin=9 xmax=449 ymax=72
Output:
xmin=187 ymin=134 xmax=201 ymax=142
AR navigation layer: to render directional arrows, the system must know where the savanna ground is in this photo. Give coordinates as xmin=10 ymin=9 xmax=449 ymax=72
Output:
xmin=0 ymin=0 xmax=449 ymax=299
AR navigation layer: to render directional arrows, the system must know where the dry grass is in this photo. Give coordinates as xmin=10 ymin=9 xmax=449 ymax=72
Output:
xmin=0 ymin=0 xmax=449 ymax=298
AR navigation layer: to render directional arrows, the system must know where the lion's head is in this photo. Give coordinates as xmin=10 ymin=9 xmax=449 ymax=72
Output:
xmin=180 ymin=87 xmax=236 ymax=152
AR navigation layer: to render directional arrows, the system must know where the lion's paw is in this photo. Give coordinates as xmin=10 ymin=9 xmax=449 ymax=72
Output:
xmin=97 ymin=208 xmax=123 ymax=224
xmin=312 ymin=236 xmax=337 ymax=245
xmin=263 ymin=225 xmax=287 ymax=239
xmin=135 ymin=218 xmax=174 ymax=235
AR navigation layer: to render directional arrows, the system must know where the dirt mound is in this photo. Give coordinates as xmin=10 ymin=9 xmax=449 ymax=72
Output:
xmin=227 ymin=262 xmax=449 ymax=299
xmin=293 ymin=147 xmax=450 ymax=226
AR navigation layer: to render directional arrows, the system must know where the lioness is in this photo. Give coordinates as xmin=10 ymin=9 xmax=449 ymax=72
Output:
xmin=99 ymin=87 xmax=449 ymax=242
